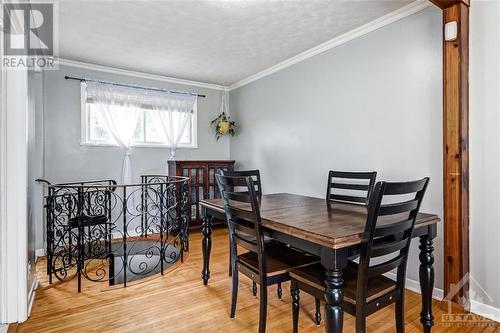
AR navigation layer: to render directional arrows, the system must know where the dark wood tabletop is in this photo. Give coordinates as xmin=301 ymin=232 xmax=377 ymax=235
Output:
xmin=200 ymin=193 xmax=440 ymax=249
xmin=200 ymin=192 xmax=440 ymax=333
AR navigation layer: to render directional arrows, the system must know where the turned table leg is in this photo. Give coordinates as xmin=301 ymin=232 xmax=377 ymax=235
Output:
xmin=419 ymin=235 xmax=435 ymax=333
xmin=324 ymin=268 xmax=344 ymax=333
xmin=201 ymin=213 xmax=213 ymax=285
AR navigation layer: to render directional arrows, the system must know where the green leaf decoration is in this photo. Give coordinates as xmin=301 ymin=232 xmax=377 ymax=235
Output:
xmin=211 ymin=112 xmax=236 ymax=140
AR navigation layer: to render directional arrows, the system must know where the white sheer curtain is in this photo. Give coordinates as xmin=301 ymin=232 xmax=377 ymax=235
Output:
xmin=86 ymin=82 xmax=144 ymax=184
xmin=151 ymin=91 xmax=197 ymax=160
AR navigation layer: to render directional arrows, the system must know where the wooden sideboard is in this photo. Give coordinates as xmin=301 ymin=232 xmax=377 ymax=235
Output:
xmin=168 ymin=160 xmax=235 ymax=228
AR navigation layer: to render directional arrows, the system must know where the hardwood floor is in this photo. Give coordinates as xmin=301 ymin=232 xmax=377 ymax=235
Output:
xmin=16 ymin=228 xmax=499 ymax=332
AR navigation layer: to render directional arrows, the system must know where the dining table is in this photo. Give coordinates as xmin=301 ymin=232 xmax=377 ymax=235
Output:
xmin=199 ymin=193 xmax=439 ymax=333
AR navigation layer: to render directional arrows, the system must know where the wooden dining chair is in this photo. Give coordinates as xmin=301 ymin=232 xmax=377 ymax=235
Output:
xmin=290 ymin=177 xmax=430 ymax=333
xmin=327 ymin=170 xmax=377 ymax=205
xmin=304 ymin=170 xmax=378 ymax=323
xmin=221 ymin=169 xmax=282 ymax=298
xmin=216 ymin=173 xmax=318 ymax=333
xmin=223 ymin=169 xmax=262 ymax=197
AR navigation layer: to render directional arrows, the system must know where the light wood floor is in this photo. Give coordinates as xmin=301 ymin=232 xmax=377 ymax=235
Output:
xmin=16 ymin=228 xmax=499 ymax=333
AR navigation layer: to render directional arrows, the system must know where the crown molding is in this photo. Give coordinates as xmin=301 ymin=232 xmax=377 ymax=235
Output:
xmin=58 ymin=58 xmax=228 ymax=91
xmin=57 ymin=1 xmax=430 ymax=92
xmin=228 ymin=0 xmax=431 ymax=91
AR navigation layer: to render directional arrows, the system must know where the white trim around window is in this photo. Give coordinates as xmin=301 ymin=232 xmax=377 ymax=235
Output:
xmin=80 ymin=82 xmax=198 ymax=149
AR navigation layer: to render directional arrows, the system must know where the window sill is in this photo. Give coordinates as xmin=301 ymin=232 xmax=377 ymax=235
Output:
xmin=80 ymin=142 xmax=199 ymax=149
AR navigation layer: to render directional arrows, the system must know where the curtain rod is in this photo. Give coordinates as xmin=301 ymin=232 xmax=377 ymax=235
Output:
xmin=64 ymin=75 xmax=206 ymax=98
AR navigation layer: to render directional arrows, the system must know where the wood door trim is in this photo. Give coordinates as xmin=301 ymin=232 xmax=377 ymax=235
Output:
xmin=429 ymin=0 xmax=470 ymax=304
xmin=430 ymin=0 xmax=469 ymax=9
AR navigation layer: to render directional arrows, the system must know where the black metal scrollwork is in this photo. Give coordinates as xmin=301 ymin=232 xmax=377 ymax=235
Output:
xmin=45 ymin=176 xmax=190 ymax=292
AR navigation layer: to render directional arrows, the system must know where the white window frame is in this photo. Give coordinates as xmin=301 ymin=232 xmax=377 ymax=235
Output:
xmin=80 ymin=83 xmax=198 ymax=148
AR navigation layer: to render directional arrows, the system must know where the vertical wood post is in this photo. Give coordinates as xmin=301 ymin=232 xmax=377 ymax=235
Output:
xmin=441 ymin=1 xmax=470 ymax=303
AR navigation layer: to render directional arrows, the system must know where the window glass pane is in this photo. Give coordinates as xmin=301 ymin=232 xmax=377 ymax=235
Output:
xmin=85 ymin=94 xmax=196 ymax=147
xmin=133 ymin=110 xmax=144 ymax=142
xmin=88 ymin=104 xmax=114 ymax=143
xmin=179 ymin=114 xmax=191 ymax=144
xmin=144 ymin=110 xmax=166 ymax=143
xmin=168 ymin=111 xmax=191 ymax=144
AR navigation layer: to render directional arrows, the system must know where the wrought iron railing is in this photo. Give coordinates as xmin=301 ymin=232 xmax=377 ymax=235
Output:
xmin=44 ymin=176 xmax=189 ymax=292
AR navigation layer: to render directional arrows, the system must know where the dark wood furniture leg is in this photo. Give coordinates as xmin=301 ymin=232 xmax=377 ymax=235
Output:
xmin=230 ymin=257 xmax=238 ymax=318
xmin=228 ymin=238 xmax=232 ymax=276
xmin=315 ymin=298 xmax=322 ymax=325
xmin=325 ymin=268 xmax=343 ymax=333
xmin=322 ymin=248 xmax=347 ymax=333
xmin=291 ymin=280 xmax=300 ymax=333
xmin=419 ymin=233 xmax=435 ymax=333
xmin=202 ymin=208 xmax=213 ymax=285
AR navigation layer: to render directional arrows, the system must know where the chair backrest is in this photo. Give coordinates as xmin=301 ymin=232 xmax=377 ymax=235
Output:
xmin=221 ymin=169 xmax=262 ymax=197
xmin=357 ymin=177 xmax=430 ymax=303
xmin=326 ymin=171 xmax=377 ymax=205
xmin=216 ymin=173 xmax=267 ymax=273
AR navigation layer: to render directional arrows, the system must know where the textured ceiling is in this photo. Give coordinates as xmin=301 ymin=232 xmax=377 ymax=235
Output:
xmin=58 ymin=0 xmax=414 ymax=85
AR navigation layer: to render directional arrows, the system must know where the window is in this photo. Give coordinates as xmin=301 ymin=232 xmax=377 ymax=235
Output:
xmin=81 ymin=83 xmax=197 ymax=148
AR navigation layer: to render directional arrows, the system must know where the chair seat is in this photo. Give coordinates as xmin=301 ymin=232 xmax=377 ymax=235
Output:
xmin=233 ymin=219 xmax=275 ymax=244
xmin=238 ymin=243 xmax=319 ymax=277
xmin=237 ymin=233 xmax=276 ymax=245
xmin=290 ymin=261 xmax=396 ymax=304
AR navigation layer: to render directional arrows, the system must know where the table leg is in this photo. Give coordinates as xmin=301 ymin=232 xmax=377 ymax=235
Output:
xmin=324 ymin=268 xmax=344 ymax=333
xmin=419 ymin=235 xmax=435 ymax=333
xmin=201 ymin=213 xmax=213 ymax=285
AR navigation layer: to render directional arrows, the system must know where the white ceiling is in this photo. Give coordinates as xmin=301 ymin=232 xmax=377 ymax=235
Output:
xmin=59 ymin=0 xmax=414 ymax=86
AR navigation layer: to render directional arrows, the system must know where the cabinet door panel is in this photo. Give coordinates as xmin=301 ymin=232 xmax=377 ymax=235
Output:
xmin=198 ymin=168 xmax=205 ymax=184
xmin=181 ymin=166 xmax=206 ymax=226
xmin=208 ymin=165 xmax=233 ymax=199
xmin=208 ymin=168 xmax=215 ymax=184
xmin=190 ymin=168 xmax=197 ymax=185
xmin=172 ymin=162 xmax=233 ymax=228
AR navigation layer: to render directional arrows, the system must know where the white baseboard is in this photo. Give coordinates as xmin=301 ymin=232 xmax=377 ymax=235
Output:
xmin=35 ymin=248 xmax=45 ymax=258
xmin=386 ymin=273 xmax=500 ymax=324
xmin=471 ymin=300 xmax=500 ymax=323
xmin=385 ymin=272 xmax=444 ymax=300
xmin=27 ymin=276 xmax=38 ymax=317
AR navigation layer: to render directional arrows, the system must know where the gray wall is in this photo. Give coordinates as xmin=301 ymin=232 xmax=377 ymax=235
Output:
xmin=229 ymin=7 xmax=443 ymax=288
xmin=470 ymin=0 xmax=500 ymax=313
xmin=41 ymin=65 xmax=229 ymax=249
